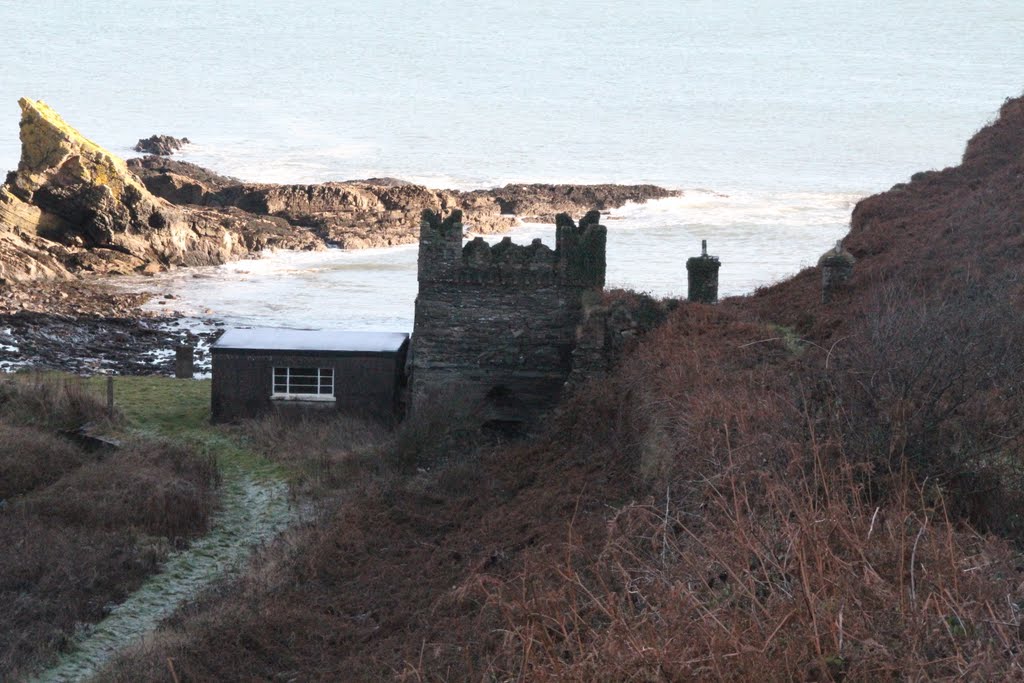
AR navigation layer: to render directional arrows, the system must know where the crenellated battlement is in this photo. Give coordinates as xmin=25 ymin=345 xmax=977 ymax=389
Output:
xmin=417 ymin=209 xmax=606 ymax=288
xmin=410 ymin=208 xmax=609 ymax=430
xmin=554 ymin=210 xmax=607 ymax=286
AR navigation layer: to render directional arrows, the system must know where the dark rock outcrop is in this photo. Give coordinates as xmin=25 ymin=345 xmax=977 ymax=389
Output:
xmin=129 ymin=155 xmax=680 ymax=249
xmin=134 ymin=134 xmax=190 ymax=156
xmin=126 ymin=156 xmax=240 ymax=206
xmin=126 ymin=156 xmax=239 ymax=192
xmin=0 ymin=99 xmax=323 ymax=281
xmin=0 ymin=309 xmax=216 ymax=375
xmin=218 ymin=181 xmax=469 ymax=248
xmin=0 ymin=272 xmax=223 ymax=376
xmin=463 ymin=183 xmax=676 ymax=223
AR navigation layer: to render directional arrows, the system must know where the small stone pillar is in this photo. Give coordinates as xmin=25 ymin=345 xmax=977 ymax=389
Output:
xmin=175 ymin=345 xmax=194 ymax=379
xmin=819 ymin=240 xmax=855 ymax=304
xmin=686 ymin=240 xmax=720 ymax=303
xmin=106 ymin=376 xmax=115 ymax=417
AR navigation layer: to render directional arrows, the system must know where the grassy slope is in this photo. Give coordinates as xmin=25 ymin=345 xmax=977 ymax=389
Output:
xmin=98 ymin=376 xmax=285 ymax=479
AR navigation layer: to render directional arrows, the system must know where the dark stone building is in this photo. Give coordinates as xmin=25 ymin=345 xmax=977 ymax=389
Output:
xmin=211 ymin=328 xmax=409 ymax=423
xmin=409 ymin=209 xmax=606 ymax=430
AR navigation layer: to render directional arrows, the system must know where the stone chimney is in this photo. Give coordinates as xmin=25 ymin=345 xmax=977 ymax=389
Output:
xmin=686 ymin=239 xmax=720 ymax=303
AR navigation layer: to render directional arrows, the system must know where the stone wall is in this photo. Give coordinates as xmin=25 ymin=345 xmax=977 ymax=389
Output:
xmin=568 ymin=290 xmax=679 ymax=388
xmin=409 ymin=209 xmax=606 ymax=429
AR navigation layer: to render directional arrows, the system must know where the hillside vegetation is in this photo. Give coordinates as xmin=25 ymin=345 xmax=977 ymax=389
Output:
xmin=106 ymin=95 xmax=1024 ymax=681
xmin=0 ymin=376 xmax=217 ymax=679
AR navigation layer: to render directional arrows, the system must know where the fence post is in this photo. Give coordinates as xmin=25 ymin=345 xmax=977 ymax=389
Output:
xmin=175 ymin=346 xmax=194 ymax=379
xmin=106 ymin=376 xmax=114 ymax=418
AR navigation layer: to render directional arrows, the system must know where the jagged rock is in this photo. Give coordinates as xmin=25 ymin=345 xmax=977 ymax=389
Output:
xmin=463 ymin=183 xmax=678 ymax=223
xmin=0 ymin=99 xmax=323 ymax=281
xmin=0 ymin=227 xmax=71 ymax=282
xmin=0 ymin=309 xmax=219 ymax=375
xmin=127 ymin=156 xmax=238 ymax=193
xmin=126 ymin=156 xmax=241 ymax=207
xmin=133 ymin=134 xmax=190 ymax=156
xmin=129 ymin=156 xmax=681 ymax=249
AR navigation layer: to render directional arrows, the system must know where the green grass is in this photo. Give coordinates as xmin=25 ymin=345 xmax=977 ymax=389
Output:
xmin=84 ymin=376 xmax=285 ymax=481
xmin=767 ymin=323 xmax=807 ymax=356
xmin=98 ymin=376 xmax=211 ymax=434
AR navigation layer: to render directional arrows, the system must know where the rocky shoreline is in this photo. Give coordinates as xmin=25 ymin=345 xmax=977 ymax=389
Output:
xmin=0 ymin=99 xmax=680 ymax=376
xmin=128 ymin=155 xmax=676 ymax=249
xmin=0 ymin=278 xmax=219 ymax=375
xmin=0 ymin=98 xmax=678 ymax=283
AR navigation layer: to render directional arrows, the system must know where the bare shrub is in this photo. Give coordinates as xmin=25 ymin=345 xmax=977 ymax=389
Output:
xmin=602 ymin=288 xmax=679 ymax=333
xmin=393 ymin=386 xmax=488 ymax=471
xmin=478 ymin=442 xmax=1023 ymax=681
xmin=19 ymin=437 xmax=218 ymax=541
xmin=0 ymin=429 xmax=217 ymax=675
xmin=85 ymin=299 xmax=1024 ymax=681
xmin=562 ymin=302 xmax=797 ymax=490
xmin=0 ymin=515 xmax=163 ymax=678
xmin=238 ymin=411 xmax=393 ymax=496
xmin=830 ymin=275 xmax=1024 ymax=536
xmin=0 ymin=372 xmax=117 ymax=430
xmin=98 ymin=450 xmax=496 ymax=682
xmin=456 ymin=299 xmax=1024 ymax=680
xmin=0 ymin=423 xmax=89 ymax=499
xmin=0 ymin=375 xmax=217 ymax=675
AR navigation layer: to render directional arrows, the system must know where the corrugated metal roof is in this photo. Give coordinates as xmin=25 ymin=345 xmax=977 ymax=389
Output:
xmin=212 ymin=328 xmax=409 ymax=353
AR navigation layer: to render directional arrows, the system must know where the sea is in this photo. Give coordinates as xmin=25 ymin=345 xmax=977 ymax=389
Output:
xmin=1 ymin=0 xmax=1022 ymax=332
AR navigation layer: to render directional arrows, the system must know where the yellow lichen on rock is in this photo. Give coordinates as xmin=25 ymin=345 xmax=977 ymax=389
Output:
xmin=0 ymin=98 xmax=322 ymax=281
xmin=16 ymin=98 xmax=144 ymax=202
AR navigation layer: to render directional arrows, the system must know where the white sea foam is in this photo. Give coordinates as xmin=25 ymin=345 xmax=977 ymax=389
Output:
xmin=610 ymin=189 xmax=861 ymax=228
xmin=169 ymin=139 xmax=377 ymax=187
xmin=599 ymin=191 xmax=857 ymax=298
xmin=0 ymin=327 xmax=17 ymax=354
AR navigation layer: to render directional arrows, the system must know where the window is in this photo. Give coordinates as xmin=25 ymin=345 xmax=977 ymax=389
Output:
xmin=272 ymin=367 xmax=334 ymax=401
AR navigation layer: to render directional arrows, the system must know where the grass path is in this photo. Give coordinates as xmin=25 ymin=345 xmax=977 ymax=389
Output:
xmin=29 ymin=378 xmax=299 ymax=683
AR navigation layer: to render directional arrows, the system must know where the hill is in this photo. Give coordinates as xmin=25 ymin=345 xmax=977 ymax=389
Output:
xmin=104 ymin=94 xmax=1024 ymax=681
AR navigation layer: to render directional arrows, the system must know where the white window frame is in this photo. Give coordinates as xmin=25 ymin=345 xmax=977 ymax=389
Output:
xmin=271 ymin=366 xmax=335 ymax=402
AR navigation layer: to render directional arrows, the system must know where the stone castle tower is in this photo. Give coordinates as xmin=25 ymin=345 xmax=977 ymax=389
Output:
xmin=409 ymin=209 xmax=606 ymax=430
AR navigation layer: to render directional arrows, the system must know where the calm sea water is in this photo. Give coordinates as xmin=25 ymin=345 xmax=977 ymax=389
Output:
xmin=1 ymin=1 xmax=1022 ymax=330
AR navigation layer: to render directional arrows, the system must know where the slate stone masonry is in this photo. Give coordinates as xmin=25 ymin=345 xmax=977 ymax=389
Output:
xmin=819 ymin=240 xmax=856 ymax=304
xmin=686 ymin=240 xmax=720 ymax=303
xmin=409 ymin=209 xmax=606 ymax=428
